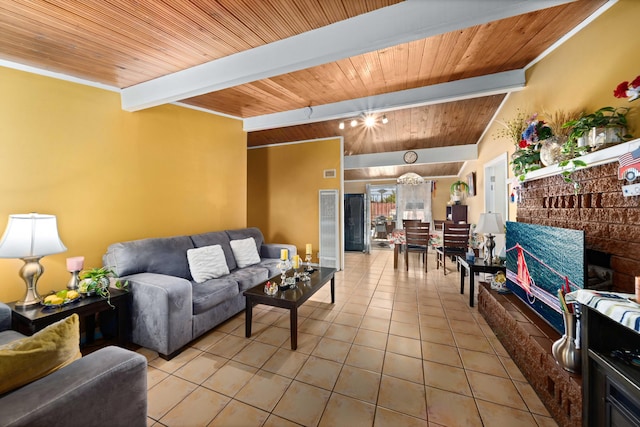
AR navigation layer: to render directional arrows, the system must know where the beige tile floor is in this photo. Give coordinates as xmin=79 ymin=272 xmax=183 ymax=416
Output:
xmin=143 ymin=249 xmax=558 ymax=427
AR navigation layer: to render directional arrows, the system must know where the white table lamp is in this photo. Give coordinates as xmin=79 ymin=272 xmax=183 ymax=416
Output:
xmin=475 ymin=212 xmax=505 ymax=265
xmin=0 ymin=213 xmax=67 ymax=307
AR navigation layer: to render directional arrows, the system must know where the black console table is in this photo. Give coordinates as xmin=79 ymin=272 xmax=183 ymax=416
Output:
xmin=581 ymin=303 xmax=640 ymax=426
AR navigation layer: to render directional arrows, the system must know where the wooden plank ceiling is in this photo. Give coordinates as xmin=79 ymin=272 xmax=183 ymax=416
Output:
xmin=0 ymin=0 xmax=608 ymax=180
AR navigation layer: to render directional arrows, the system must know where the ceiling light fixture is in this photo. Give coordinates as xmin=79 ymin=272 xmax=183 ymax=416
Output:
xmin=364 ymin=115 xmax=375 ymax=127
xmin=339 ymin=114 xmax=390 ymax=130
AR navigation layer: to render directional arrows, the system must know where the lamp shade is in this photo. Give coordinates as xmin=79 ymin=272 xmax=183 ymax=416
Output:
xmin=475 ymin=212 xmax=505 ymax=235
xmin=0 ymin=213 xmax=67 ymax=258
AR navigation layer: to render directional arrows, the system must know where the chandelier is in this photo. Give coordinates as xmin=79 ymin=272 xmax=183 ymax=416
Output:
xmin=339 ymin=114 xmax=388 ymax=130
xmin=397 ymin=172 xmax=424 ymax=185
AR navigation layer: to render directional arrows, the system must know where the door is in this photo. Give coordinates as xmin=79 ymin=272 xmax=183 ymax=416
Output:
xmin=344 ymin=194 xmax=365 ymax=252
xmin=484 ymin=153 xmax=508 ymax=255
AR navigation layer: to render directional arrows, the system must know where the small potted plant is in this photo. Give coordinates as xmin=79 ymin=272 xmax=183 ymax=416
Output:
xmin=450 ymin=180 xmax=469 ymax=204
xmin=79 ymin=267 xmax=127 ymax=306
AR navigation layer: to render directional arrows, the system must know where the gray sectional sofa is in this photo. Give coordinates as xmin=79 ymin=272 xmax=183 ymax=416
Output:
xmin=103 ymin=227 xmax=296 ymax=359
xmin=0 ymin=303 xmax=147 ymax=427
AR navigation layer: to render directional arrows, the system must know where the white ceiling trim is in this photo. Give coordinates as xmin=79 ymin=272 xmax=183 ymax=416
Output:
xmin=121 ymin=0 xmax=572 ymax=112
xmin=244 ymin=70 xmax=525 ymax=131
xmin=344 ymin=145 xmax=478 ymax=170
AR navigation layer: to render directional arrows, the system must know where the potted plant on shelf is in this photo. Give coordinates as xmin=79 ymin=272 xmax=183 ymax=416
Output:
xmin=562 ymin=106 xmax=632 ymax=151
xmin=450 ymin=180 xmax=469 ymax=204
xmin=78 ymin=267 xmax=127 ymax=307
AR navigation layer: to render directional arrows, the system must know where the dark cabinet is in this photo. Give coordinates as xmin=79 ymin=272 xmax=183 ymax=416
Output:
xmin=446 ymin=204 xmax=467 ymax=223
xmin=582 ymin=304 xmax=640 ymax=427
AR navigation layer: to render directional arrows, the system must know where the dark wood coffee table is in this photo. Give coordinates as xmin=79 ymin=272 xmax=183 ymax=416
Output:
xmin=457 ymin=256 xmax=506 ymax=307
xmin=7 ymin=288 xmax=131 ymax=347
xmin=243 ymin=267 xmax=336 ymax=350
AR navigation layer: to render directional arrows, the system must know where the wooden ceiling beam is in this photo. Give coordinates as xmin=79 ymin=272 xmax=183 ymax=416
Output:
xmin=243 ymin=70 xmax=525 ymax=131
xmin=121 ymin=0 xmax=572 ymax=112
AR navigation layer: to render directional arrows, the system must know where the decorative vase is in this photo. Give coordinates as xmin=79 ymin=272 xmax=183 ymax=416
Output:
xmin=586 ymin=126 xmax=627 ymax=149
xmin=552 ymin=310 xmax=581 ymax=373
xmin=540 ymin=136 xmax=566 ymax=167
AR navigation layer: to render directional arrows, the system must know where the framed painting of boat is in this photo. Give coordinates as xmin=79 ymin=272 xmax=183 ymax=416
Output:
xmin=505 ymin=221 xmax=586 ymax=333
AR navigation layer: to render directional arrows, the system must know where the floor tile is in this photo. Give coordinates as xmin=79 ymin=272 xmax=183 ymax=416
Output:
xmin=295 ymin=355 xmax=342 ymax=390
xmin=476 ymin=399 xmax=538 ymax=427
xmin=453 ymin=331 xmax=495 ymax=353
xmin=345 ymin=344 xmax=385 ymax=372
xmin=147 ymin=375 xmax=198 ymax=420
xmin=383 ymin=352 xmax=424 ymax=384
xmin=420 ymin=326 xmax=455 ymax=346
xmin=466 ymin=370 xmax=528 ymax=410
xmin=201 ymin=360 xmax=258 ymax=397
xmin=377 ymin=375 xmax=427 ymax=420
xmin=254 ymin=326 xmax=291 ymax=347
xmin=263 ymin=414 xmax=304 ymax=427
xmin=298 ymin=318 xmax=331 ymax=336
xmin=500 ymin=356 xmax=528 ymax=382
xmin=272 ymin=380 xmax=331 ymax=426
xmin=319 ymin=393 xmax=376 ymax=427
xmin=282 ymin=331 xmax=321 ymax=354
xmin=261 ymin=347 xmax=309 ymax=378
xmin=232 ymin=340 xmax=278 ymax=368
xmin=513 ymin=380 xmax=551 ymax=416
xmin=173 ymin=352 xmax=227 ymax=384
xmin=323 ymin=323 xmax=358 ymax=342
xmin=389 ymin=320 xmax=421 ymax=339
xmin=159 ymin=386 xmax=229 ymax=427
xmin=359 ymin=316 xmax=390 ymax=333
xmin=147 ymin=366 xmax=170 ymax=390
xmin=373 ymin=407 xmax=427 ymax=427
xmin=425 ymin=386 xmax=483 ymax=427
xmin=311 ymin=337 xmax=351 ymax=363
xmin=422 ymin=341 xmax=462 ymax=367
xmin=423 ymin=360 xmax=472 ymax=396
xmin=206 ymin=334 xmax=250 ymax=359
xmin=234 ymin=370 xmax=292 ymax=412
xmin=459 ymin=348 xmax=509 ymax=377
xmin=148 ymin=347 xmax=201 ymax=373
xmin=209 ymin=399 xmax=269 ymax=427
xmin=333 ymin=364 xmax=381 ymax=403
xmin=386 ymin=335 xmax=422 ymax=358
xmin=189 ymin=330 xmax=226 ymax=351
xmin=353 ymin=328 xmax=388 ymax=350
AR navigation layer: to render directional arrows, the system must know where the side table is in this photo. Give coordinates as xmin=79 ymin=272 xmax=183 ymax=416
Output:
xmin=457 ymin=256 xmax=506 ymax=307
xmin=7 ymin=288 xmax=131 ymax=347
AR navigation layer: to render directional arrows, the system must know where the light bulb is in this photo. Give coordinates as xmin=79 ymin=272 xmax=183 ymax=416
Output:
xmin=382 ymin=114 xmax=388 ymax=124
xmin=339 ymin=121 xmax=345 ymax=130
xmin=350 ymin=119 xmax=358 ymax=127
xmin=364 ymin=115 xmax=375 ymax=127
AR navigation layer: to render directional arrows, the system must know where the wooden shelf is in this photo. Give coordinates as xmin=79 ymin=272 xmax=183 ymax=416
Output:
xmin=523 ymin=138 xmax=640 ymax=182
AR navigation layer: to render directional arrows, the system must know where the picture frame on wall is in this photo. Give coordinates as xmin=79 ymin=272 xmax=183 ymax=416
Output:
xmin=467 ymin=172 xmax=476 ymax=197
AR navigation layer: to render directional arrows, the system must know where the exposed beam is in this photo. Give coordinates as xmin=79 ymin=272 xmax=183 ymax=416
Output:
xmin=121 ymin=0 xmax=572 ymax=112
xmin=244 ymin=70 xmax=524 ymax=131
xmin=344 ymin=145 xmax=478 ymax=170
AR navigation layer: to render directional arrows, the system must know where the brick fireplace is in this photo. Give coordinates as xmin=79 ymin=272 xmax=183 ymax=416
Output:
xmin=516 ymin=161 xmax=640 ymax=294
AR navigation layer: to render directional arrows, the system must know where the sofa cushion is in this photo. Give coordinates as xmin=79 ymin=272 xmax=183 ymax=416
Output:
xmin=190 ymin=231 xmax=237 ymax=271
xmin=227 ymin=266 xmax=270 ymax=292
xmin=0 ymin=314 xmax=81 ymax=395
xmin=191 ymin=278 xmax=240 ymax=314
xmin=230 ymin=237 xmax=261 ymax=268
xmin=104 ymin=235 xmax=195 ymax=280
xmin=258 ymin=259 xmax=283 ymax=277
xmin=187 ymin=244 xmax=230 ymax=283
xmin=226 ymin=228 xmax=265 ymax=256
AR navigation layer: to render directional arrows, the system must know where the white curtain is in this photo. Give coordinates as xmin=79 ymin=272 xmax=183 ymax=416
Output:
xmin=396 ymin=180 xmax=432 ymax=229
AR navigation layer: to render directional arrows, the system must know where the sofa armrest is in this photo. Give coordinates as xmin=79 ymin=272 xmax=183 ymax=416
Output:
xmin=124 ymin=272 xmax=193 ymax=358
xmin=261 ymin=243 xmax=297 ymax=260
xmin=0 ymin=346 xmax=147 ymax=427
xmin=0 ymin=302 xmax=11 ymax=332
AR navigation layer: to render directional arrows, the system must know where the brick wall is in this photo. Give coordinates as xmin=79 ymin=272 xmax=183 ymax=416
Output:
xmin=517 ymin=162 xmax=640 ymax=293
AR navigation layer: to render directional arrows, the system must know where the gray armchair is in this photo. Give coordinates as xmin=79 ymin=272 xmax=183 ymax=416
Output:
xmin=0 ymin=302 xmax=148 ymax=427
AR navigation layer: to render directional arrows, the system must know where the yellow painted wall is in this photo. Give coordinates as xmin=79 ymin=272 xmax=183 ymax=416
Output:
xmin=474 ymin=0 xmax=640 ymax=222
xmin=247 ymin=139 xmax=341 ymax=261
xmin=0 ymin=67 xmax=246 ymax=302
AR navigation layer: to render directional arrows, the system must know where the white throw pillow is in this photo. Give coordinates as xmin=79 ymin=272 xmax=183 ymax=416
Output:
xmin=187 ymin=245 xmax=230 ymax=283
xmin=230 ymin=237 xmax=261 ymax=268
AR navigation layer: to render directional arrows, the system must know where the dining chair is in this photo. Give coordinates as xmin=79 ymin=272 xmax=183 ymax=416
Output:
xmin=435 ymin=222 xmax=471 ymax=275
xmin=403 ymin=221 xmax=430 ymax=272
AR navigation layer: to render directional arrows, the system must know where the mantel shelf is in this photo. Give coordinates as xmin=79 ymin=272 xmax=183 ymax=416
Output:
xmin=522 ymin=138 xmax=640 ymax=182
